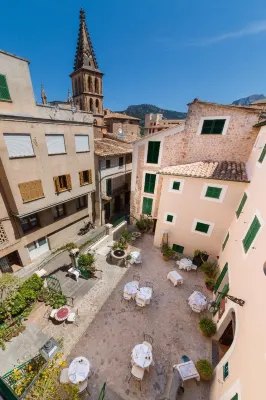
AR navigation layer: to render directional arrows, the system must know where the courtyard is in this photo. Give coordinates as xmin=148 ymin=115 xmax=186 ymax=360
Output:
xmin=68 ymin=234 xmax=212 ymax=400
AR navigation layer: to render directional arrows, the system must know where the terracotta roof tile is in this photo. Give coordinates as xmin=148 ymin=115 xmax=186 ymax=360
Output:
xmin=104 ymin=112 xmax=140 ymax=120
xmin=94 ymin=138 xmax=132 ymax=157
xmin=158 ymin=161 xmax=249 ymax=182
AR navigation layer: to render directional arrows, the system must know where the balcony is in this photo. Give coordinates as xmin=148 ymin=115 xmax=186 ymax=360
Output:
xmin=103 ymin=183 xmax=130 ymax=199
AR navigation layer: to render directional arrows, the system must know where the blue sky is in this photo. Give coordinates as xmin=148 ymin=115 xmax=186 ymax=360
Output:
xmin=2 ymin=0 xmax=266 ymax=112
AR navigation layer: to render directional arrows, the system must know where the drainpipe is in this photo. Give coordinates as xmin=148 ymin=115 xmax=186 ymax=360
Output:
xmin=98 ymin=158 xmax=103 ymax=226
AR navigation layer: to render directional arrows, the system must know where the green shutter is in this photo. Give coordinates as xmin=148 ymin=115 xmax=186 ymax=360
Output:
xmin=106 ymin=179 xmax=112 ymax=196
xmin=231 ymin=395 xmax=238 ymax=400
xmin=242 ymin=215 xmax=261 ymax=253
xmin=172 ymin=181 xmax=181 ymax=190
xmin=144 ymin=173 xmax=156 ymax=194
xmin=214 ymin=263 xmax=228 ymax=293
xmin=258 ymin=143 xmax=266 ymax=163
xmin=142 ymin=197 xmax=153 ymax=215
xmin=213 ymin=283 xmax=229 ymax=316
xmin=201 ymin=119 xmax=226 ymax=134
xmin=195 ymin=222 xmax=210 ymax=233
xmin=172 ymin=244 xmax=184 ymax=253
xmin=205 ymin=186 xmax=222 ymax=199
xmin=223 ymin=361 xmax=229 ymax=380
xmin=147 ymin=141 xmax=160 ymax=164
xmin=0 ymin=75 xmax=11 ymax=101
xmin=222 ymin=232 xmax=229 ymax=251
xmin=236 ymin=192 xmax=247 ymax=218
xmin=166 ymin=214 xmax=173 ymax=222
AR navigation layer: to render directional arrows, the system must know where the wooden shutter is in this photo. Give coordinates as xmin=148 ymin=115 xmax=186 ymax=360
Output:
xmin=258 ymin=143 xmax=266 ymax=163
xmin=53 ymin=176 xmax=60 ymax=193
xmin=166 ymin=214 xmax=173 ymax=222
xmin=222 ymin=232 xmax=229 ymax=251
xmin=236 ymin=192 xmax=247 ymax=218
xmin=144 ymin=173 xmax=156 ymax=193
xmin=0 ymin=74 xmax=11 ymax=101
xmin=142 ymin=197 xmax=153 ymax=214
xmin=214 ymin=263 xmax=228 ymax=293
xmin=106 ymin=179 xmax=112 ymax=196
xmin=231 ymin=395 xmax=238 ymax=400
xmin=205 ymin=186 xmax=222 ymax=199
xmin=213 ymin=284 xmax=229 ymax=316
xmin=172 ymin=244 xmax=184 ymax=253
xmin=172 ymin=181 xmax=180 ymax=190
xmin=147 ymin=141 xmax=160 ymax=164
xmin=79 ymin=171 xmax=84 ymax=186
xmin=88 ymin=169 xmax=92 ymax=184
xmin=242 ymin=215 xmax=261 ymax=253
xmin=18 ymin=180 xmax=44 ymax=203
xmin=195 ymin=222 xmax=209 ymax=233
xmin=223 ymin=362 xmax=229 ymax=380
xmin=65 ymin=174 xmax=72 ymax=190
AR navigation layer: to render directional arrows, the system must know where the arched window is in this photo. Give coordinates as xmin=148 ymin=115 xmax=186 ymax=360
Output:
xmin=75 ymin=79 xmax=78 ymax=95
xmin=78 ymin=77 xmax=81 ymax=94
xmin=95 ymin=99 xmax=99 ymax=114
xmin=93 ymin=119 xmax=97 ymax=126
xmin=79 ymin=98 xmax=83 ymax=110
xmin=88 ymin=76 xmax=92 ymax=92
xmin=89 ymin=98 xmax=94 ymax=113
xmin=95 ymin=78 xmax=99 ymax=94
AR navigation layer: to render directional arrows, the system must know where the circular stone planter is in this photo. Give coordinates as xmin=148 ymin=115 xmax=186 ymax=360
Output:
xmin=111 ymin=249 xmax=127 ymax=266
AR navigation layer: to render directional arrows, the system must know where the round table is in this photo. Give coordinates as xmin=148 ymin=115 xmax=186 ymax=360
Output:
xmin=132 ymin=344 xmax=152 ymax=369
xmin=130 ymin=251 xmax=141 ymax=263
xmin=137 ymin=287 xmax=152 ymax=301
xmin=124 ymin=281 xmax=139 ymax=296
xmin=54 ymin=305 xmax=71 ymax=322
xmin=68 ymin=356 xmax=91 ymax=384
xmin=179 ymin=258 xmax=192 ymax=271
xmin=188 ymin=291 xmax=208 ymax=311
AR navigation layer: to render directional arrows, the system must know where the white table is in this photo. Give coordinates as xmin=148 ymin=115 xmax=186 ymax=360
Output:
xmin=136 ymin=287 xmax=152 ymax=304
xmin=175 ymin=361 xmax=200 ymax=382
xmin=178 ymin=258 xmax=192 ymax=271
xmin=124 ymin=281 xmax=139 ymax=297
xmin=68 ymin=356 xmax=91 ymax=384
xmin=129 ymin=251 xmax=142 ymax=264
xmin=188 ymin=291 xmax=208 ymax=312
xmin=132 ymin=344 xmax=152 ymax=369
xmin=167 ymin=270 xmax=183 ymax=286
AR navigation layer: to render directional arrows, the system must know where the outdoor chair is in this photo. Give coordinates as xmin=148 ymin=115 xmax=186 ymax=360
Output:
xmin=123 ymin=292 xmax=132 ymax=301
xmin=78 ymin=380 xmax=88 ymax=394
xmin=67 ymin=309 xmax=79 ymax=326
xmin=59 ymin=368 xmax=70 ymax=384
xmin=128 ymin=364 xmax=145 ymax=391
xmin=181 ymin=355 xmax=190 ymax=363
xmin=135 ymin=297 xmax=146 ymax=308
xmin=50 ymin=309 xmax=58 ymax=319
xmin=143 ymin=333 xmax=154 ymax=351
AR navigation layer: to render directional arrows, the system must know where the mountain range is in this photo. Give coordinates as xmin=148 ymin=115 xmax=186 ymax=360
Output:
xmin=232 ymin=94 xmax=265 ymax=106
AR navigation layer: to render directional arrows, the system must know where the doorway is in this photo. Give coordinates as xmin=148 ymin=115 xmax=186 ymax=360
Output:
xmin=104 ymin=202 xmax=111 ymax=222
xmin=0 ymin=251 xmax=22 ymax=272
xmin=114 ymin=195 xmax=121 ymax=213
xmin=27 ymin=237 xmax=49 ymax=260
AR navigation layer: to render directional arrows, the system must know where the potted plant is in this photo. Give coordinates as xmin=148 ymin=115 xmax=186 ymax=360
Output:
xmin=199 ymin=317 xmax=217 ymax=337
xmin=205 ymin=277 xmax=215 ymax=292
xmin=136 ymin=216 xmax=153 ymax=233
xmin=196 ymin=359 xmax=213 ymax=381
xmin=193 ymin=249 xmax=209 ymax=268
xmin=200 ymin=262 xmax=218 ymax=279
xmin=162 ymin=244 xmax=175 ymax=261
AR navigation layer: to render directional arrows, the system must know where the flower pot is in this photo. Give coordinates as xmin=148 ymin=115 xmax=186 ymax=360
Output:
xmin=198 ymin=371 xmax=212 ymax=381
xmin=163 ymin=255 xmax=170 ymax=261
xmin=205 ymin=283 xmax=214 ymax=292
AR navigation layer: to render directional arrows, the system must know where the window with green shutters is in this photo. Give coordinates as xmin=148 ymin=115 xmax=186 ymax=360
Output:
xmin=195 ymin=222 xmax=210 ymax=234
xmin=201 ymin=119 xmax=226 ymax=134
xmin=147 ymin=141 xmax=160 ymax=164
xmin=231 ymin=394 xmax=238 ymax=400
xmin=205 ymin=186 xmax=222 ymax=199
xmin=0 ymin=75 xmax=11 ymax=101
xmin=214 ymin=263 xmax=228 ymax=293
xmin=166 ymin=214 xmax=174 ymax=223
xmin=172 ymin=181 xmax=181 ymax=191
xmin=242 ymin=215 xmax=261 ymax=253
xmin=236 ymin=192 xmax=247 ymax=218
xmin=213 ymin=283 xmax=229 ymax=316
xmin=223 ymin=361 xmax=229 ymax=380
xmin=142 ymin=197 xmax=153 ymax=215
xmin=258 ymin=143 xmax=266 ymax=163
xmin=222 ymin=232 xmax=229 ymax=251
xmin=106 ymin=179 xmax=112 ymax=196
xmin=144 ymin=173 xmax=156 ymax=194
xmin=172 ymin=244 xmax=184 ymax=253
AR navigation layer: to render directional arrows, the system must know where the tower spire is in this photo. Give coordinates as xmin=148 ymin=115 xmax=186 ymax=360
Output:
xmin=73 ymin=8 xmax=99 ymax=71
xmin=41 ymin=84 xmax=47 ymax=105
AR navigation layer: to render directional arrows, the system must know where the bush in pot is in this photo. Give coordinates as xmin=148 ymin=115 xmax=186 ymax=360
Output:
xmin=205 ymin=277 xmax=215 ymax=292
xmin=162 ymin=244 xmax=175 ymax=260
xmin=196 ymin=359 xmax=213 ymax=380
xmin=199 ymin=317 xmax=217 ymax=337
xmin=200 ymin=261 xmax=218 ymax=279
xmin=193 ymin=249 xmax=209 ymax=268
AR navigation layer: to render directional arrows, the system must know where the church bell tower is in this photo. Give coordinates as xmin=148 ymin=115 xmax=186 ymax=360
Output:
xmin=70 ymin=9 xmax=104 ymax=129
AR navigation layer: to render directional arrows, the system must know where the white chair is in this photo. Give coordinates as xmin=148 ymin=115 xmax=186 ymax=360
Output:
xmin=128 ymin=364 xmax=145 ymax=390
xmin=136 ymin=297 xmax=146 ymax=307
xmin=123 ymin=292 xmax=132 ymax=301
xmin=67 ymin=311 xmax=79 ymax=326
xmin=191 ymin=264 xmax=198 ymax=271
xmin=50 ymin=309 xmax=58 ymax=318
xmin=59 ymin=368 xmax=70 ymax=384
xmin=142 ymin=341 xmax=152 ymax=351
xmin=78 ymin=380 xmax=88 ymax=394
xmin=68 ymin=267 xmax=80 ymax=282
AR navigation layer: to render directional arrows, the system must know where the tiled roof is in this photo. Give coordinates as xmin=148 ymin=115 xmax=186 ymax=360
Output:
xmin=104 ymin=112 xmax=140 ymax=121
xmin=94 ymin=138 xmax=132 ymax=157
xmin=158 ymin=161 xmax=249 ymax=182
xmin=188 ymin=98 xmax=263 ymax=113
xmin=104 ymin=132 xmax=138 ymax=144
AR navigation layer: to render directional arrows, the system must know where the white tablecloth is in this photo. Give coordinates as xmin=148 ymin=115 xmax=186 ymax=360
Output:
xmin=188 ymin=291 xmax=208 ymax=311
xmin=137 ymin=287 xmax=152 ymax=302
xmin=167 ymin=271 xmax=183 ymax=285
xmin=68 ymin=357 xmax=91 ymax=384
xmin=179 ymin=258 xmax=192 ymax=271
xmin=175 ymin=361 xmax=200 ymax=381
xmin=132 ymin=344 xmax=152 ymax=368
xmin=124 ymin=281 xmax=139 ymax=295
xmin=130 ymin=251 xmax=142 ymax=264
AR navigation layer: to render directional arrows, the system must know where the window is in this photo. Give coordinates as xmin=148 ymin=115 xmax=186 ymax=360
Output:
xmin=119 ymin=157 xmax=124 ymax=167
xmin=18 ymin=180 xmax=44 ymax=203
xmin=106 ymin=159 xmax=111 ymax=169
xmin=4 ymin=134 xmax=34 ymax=158
xmin=258 ymin=143 xmax=266 ymax=163
xmin=45 ymin=134 xmax=66 ymax=155
xmin=214 ymin=263 xmax=228 ymax=293
xmin=205 ymin=186 xmax=222 ymax=199
xmin=242 ymin=215 xmax=261 ymax=253
xmin=169 ymin=178 xmax=184 ymax=194
xmin=53 ymin=174 xmax=72 ymax=193
xmin=144 ymin=173 xmax=156 ymax=194
xmin=126 ymin=153 xmax=132 ymax=164
xmin=142 ymin=197 xmax=153 ymax=215
xmin=76 ymin=195 xmax=87 ymax=210
xmin=166 ymin=214 xmax=174 ymax=223
xmin=173 ymin=181 xmax=180 ymax=191
xmin=172 ymin=244 xmax=184 ymax=254
xmin=223 ymin=362 xmax=229 ymax=380
xmin=236 ymin=192 xmax=247 ymax=218
xmin=52 ymin=204 xmax=66 ymax=220
xmin=213 ymin=283 xmax=229 ymax=316
xmin=222 ymin=232 xmax=229 ymax=251
xmin=231 ymin=395 xmax=238 ymax=400
xmin=147 ymin=141 xmax=160 ymax=164
xmin=106 ymin=179 xmax=112 ymax=196
xmin=201 ymin=119 xmax=226 ymax=134
xmin=79 ymin=170 xmax=92 ymax=186
xmin=75 ymin=135 xmax=89 ymax=152
xmin=20 ymin=214 xmax=39 ymax=233
xmin=0 ymin=74 xmax=11 ymax=101
xmin=195 ymin=222 xmax=210 ymax=233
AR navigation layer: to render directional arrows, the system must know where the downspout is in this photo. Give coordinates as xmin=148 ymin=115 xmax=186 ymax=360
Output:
xmin=98 ymin=158 xmax=103 ymax=226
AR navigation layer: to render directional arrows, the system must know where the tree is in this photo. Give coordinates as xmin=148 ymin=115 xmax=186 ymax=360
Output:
xmin=0 ymin=273 xmax=21 ymax=300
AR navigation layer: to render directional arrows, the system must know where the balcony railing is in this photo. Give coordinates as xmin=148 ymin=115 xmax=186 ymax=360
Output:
xmin=106 ymin=183 xmax=129 ymax=197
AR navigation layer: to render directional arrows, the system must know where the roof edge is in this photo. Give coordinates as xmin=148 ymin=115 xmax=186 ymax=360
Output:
xmin=0 ymin=49 xmax=30 ymax=64
xmin=157 ymin=170 xmax=249 ymax=183
xmin=187 ymin=98 xmax=263 ymax=113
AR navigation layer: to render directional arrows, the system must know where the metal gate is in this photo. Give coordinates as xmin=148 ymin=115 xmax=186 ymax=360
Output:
xmin=46 ymin=276 xmax=62 ymax=293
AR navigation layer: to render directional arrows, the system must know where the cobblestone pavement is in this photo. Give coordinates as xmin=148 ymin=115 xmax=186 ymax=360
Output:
xmin=69 ymin=234 xmax=212 ymax=400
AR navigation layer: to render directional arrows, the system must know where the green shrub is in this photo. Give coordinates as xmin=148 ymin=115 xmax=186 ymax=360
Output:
xmin=199 ymin=317 xmax=217 ymax=337
xmin=162 ymin=244 xmax=175 ymax=259
xmin=19 ymin=287 xmax=36 ymax=303
xmin=196 ymin=359 xmax=213 ymax=380
xmin=22 ymin=274 xmax=43 ymax=292
xmin=112 ymin=242 xmax=125 ymax=251
xmin=46 ymin=292 xmax=67 ymax=309
xmin=136 ymin=217 xmax=153 ymax=232
xmin=78 ymin=254 xmax=95 ymax=268
xmin=200 ymin=262 xmax=218 ymax=279
xmin=205 ymin=277 xmax=216 ymax=291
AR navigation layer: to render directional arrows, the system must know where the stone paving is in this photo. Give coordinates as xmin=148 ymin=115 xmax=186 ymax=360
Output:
xmin=69 ymin=234 xmax=212 ymax=400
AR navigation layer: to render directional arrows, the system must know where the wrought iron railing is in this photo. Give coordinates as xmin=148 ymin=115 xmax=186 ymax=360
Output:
xmin=112 ymin=216 xmax=126 ymax=228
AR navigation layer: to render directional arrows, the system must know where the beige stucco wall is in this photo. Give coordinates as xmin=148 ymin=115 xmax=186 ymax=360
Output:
xmin=153 ymin=175 xmax=247 ymax=259
xmin=209 ymin=125 xmax=266 ymax=400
